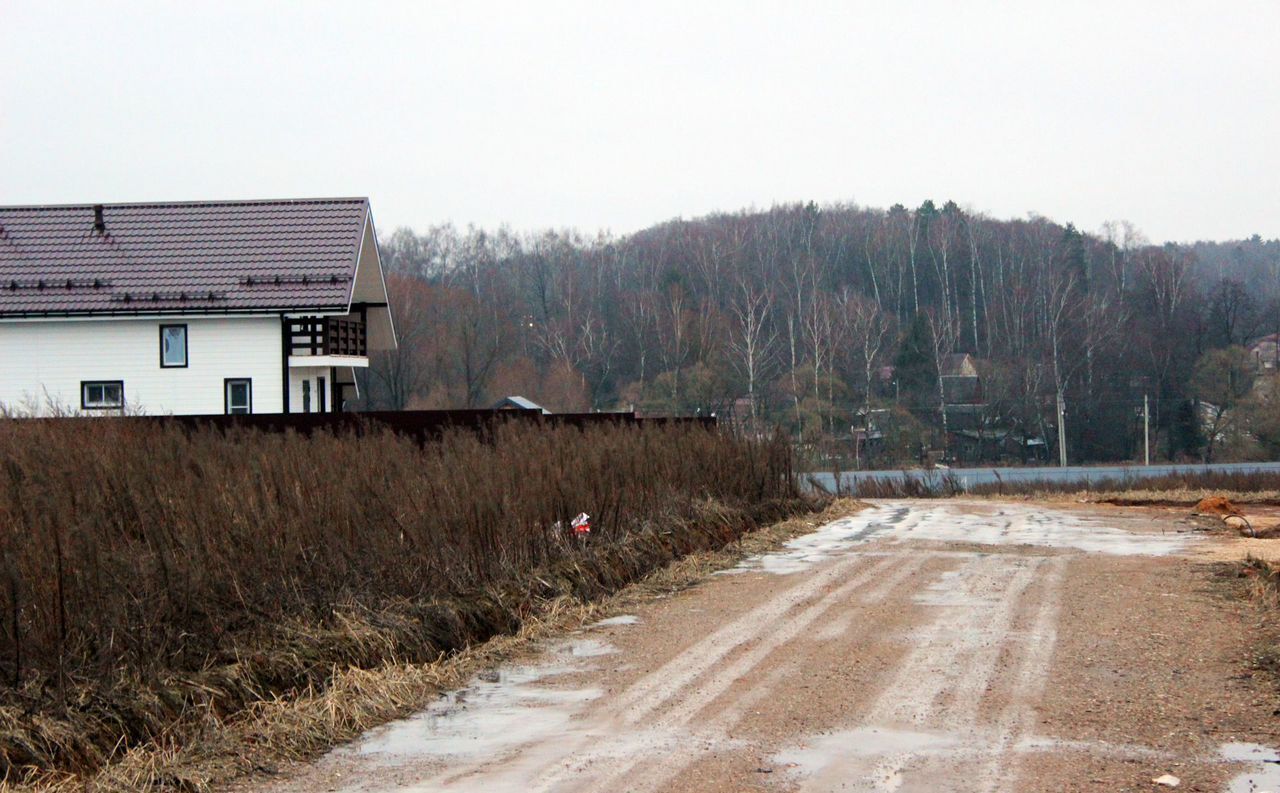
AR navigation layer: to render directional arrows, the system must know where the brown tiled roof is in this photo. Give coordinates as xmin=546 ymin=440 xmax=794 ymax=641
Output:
xmin=0 ymin=198 xmax=369 ymax=317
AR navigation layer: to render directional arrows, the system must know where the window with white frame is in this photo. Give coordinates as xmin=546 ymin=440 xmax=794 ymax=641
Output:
xmin=81 ymin=381 xmax=124 ymax=410
xmin=160 ymin=324 xmax=188 ymax=368
xmin=225 ymin=379 xmax=252 ymax=414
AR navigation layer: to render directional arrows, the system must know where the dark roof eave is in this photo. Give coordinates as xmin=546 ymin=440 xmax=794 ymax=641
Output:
xmin=0 ymin=304 xmax=352 ymax=319
xmin=0 ymin=196 xmax=369 ymax=211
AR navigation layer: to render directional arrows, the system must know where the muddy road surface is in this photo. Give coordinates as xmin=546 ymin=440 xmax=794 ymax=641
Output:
xmin=254 ymin=501 xmax=1280 ymax=792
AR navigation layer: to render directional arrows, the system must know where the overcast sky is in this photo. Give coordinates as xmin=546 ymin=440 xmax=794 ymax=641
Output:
xmin=3 ymin=1 xmax=1277 ymax=243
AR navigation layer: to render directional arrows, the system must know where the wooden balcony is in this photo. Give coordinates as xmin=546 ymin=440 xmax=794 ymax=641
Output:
xmin=287 ymin=316 xmax=367 ymax=358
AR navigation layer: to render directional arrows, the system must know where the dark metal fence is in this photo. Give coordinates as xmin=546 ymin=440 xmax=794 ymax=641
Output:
xmin=77 ymin=408 xmax=716 ymax=443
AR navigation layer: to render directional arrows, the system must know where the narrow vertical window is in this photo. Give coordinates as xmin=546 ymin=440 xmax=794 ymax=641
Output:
xmin=317 ymin=376 xmax=327 ymax=413
xmin=160 ymin=324 xmax=188 ymax=368
xmin=225 ymin=379 xmax=252 ymax=414
xmin=302 ymin=379 xmax=311 ymax=413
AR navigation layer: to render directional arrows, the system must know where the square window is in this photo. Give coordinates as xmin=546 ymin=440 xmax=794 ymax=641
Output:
xmin=81 ymin=381 xmax=124 ymax=410
xmin=225 ymin=379 xmax=252 ymax=414
xmin=160 ymin=324 xmax=187 ymax=367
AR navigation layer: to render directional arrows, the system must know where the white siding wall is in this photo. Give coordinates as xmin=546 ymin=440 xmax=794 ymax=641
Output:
xmin=0 ymin=316 xmax=285 ymax=415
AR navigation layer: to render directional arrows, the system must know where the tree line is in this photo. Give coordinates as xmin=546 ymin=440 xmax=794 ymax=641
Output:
xmin=358 ymin=200 xmax=1280 ymax=466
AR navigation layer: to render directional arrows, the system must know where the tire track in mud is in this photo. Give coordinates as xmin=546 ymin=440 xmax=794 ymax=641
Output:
xmin=608 ymin=552 xmax=900 ymax=724
xmin=257 ymin=502 xmax=1216 ymax=793
xmin=395 ymin=551 xmax=914 ymax=793
xmin=980 ymin=555 xmax=1066 ymax=793
xmin=781 ymin=552 xmax=1046 ymax=792
xmin=581 ymin=553 xmax=934 ymax=793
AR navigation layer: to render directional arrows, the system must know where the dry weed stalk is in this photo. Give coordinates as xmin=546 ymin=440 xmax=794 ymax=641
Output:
xmin=0 ymin=419 xmax=803 ymax=785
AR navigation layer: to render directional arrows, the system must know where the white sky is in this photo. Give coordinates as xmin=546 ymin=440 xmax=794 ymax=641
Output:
xmin=2 ymin=1 xmax=1277 ymax=243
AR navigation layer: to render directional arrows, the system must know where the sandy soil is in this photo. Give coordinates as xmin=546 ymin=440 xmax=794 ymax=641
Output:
xmin=1081 ymin=501 xmax=1280 ymax=563
xmin=247 ymin=500 xmax=1280 ymax=793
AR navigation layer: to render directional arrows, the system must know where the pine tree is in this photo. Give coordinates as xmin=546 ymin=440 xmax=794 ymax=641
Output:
xmin=892 ymin=313 xmax=937 ymax=405
xmin=1058 ymin=223 xmax=1089 ymax=290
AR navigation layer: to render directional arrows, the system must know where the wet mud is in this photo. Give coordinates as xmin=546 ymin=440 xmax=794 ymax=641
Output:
xmin=251 ymin=500 xmax=1278 ymax=793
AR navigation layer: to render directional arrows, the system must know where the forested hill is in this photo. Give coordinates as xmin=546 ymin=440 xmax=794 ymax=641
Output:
xmin=361 ymin=201 xmax=1280 ymax=465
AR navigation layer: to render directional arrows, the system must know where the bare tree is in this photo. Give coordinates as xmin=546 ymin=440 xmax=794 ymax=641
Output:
xmin=838 ymin=291 xmax=891 ymax=437
xmin=926 ymin=310 xmax=958 ymax=454
xmin=366 ymin=275 xmax=441 ymax=409
xmin=726 ymin=275 xmax=777 ymax=424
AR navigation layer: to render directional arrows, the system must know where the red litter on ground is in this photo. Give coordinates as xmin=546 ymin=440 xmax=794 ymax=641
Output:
xmin=571 ymin=513 xmax=591 ymax=534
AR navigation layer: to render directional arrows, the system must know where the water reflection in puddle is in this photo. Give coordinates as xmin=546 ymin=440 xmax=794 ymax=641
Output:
xmin=353 ymin=663 xmax=602 ymax=764
xmin=559 ymin=638 xmax=616 ymax=657
xmin=732 ymin=503 xmax=1192 ymax=576
xmin=1221 ymin=742 xmax=1280 ymax=793
xmin=590 ymin=614 xmax=640 ymax=627
xmin=775 ymin=725 xmax=960 ymax=769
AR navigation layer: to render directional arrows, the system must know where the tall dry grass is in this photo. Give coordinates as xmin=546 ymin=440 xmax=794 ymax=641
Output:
xmin=0 ymin=418 xmax=800 ymax=783
xmin=1236 ymin=557 xmax=1280 ymax=692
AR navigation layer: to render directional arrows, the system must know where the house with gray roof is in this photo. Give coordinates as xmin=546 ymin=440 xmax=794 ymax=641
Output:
xmin=491 ymin=395 xmax=551 ymax=414
xmin=0 ymin=197 xmax=395 ymax=415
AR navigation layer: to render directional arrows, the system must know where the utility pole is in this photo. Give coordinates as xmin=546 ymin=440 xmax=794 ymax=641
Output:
xmin=1057 ymin=390 xmax=1068 ymax=467
xmin=1143 ymin=393 xmax=1151 ymax=466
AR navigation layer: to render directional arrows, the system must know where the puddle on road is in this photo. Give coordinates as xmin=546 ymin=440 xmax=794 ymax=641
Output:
xmin=776 ymin=725 xmax=961 ymax=766
xmin=906 ymin=506 xmax=1192 ymax=556
xmin=773 ymin=729 xmax=1279 ymax=792
xmin=352 ymin=663 xmax=601 ymax=765
xmin=590 ymin=614 xmax=640 ymax=627
xmin=772 ymin=727 xmax=961 ymax=789
xmin=733 ymin=503 xmax=1191 ymax=575
xmin=557 ymin=638 xmax=616 ymax=658
xmin=730 ymin=508 xmax=907 ymax=574
xmin=1221 ymin=742 xmax=1280 ymax=793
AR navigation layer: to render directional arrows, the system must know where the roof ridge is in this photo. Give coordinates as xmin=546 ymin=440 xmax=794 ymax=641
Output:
xmin=0 ymin=197 xmax=370 ymax=211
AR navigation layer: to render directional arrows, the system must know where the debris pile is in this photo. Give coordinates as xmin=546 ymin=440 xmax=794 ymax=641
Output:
xmin=1192 ymin=496 xmax=1254 ymax=537
xmin=1192 ymin=496 xmax=1244 ymax=518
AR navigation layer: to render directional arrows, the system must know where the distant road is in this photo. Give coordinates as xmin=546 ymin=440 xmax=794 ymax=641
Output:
xmin=811 ymin=460 xmax=1280 ymax=494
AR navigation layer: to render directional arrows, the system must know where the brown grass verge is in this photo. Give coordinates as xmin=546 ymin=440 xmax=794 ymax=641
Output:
xmin=4 ymin=499 xmax=864 ymax=793
xmin=1086 ymin=489 xmax=1280 ymax=507
xmin=1236 ymin=557 xmax=1280 ymax=687
xmin=0 ymin=418 xmax=802 ymax=787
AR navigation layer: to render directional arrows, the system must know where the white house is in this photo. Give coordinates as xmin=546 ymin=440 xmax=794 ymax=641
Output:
xmin=0 ymin=198 xmax=395 ymax=415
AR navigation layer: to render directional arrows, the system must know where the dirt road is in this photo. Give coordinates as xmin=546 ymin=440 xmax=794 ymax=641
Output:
xmin=255 ymin=501 xmax=1280 ymax=792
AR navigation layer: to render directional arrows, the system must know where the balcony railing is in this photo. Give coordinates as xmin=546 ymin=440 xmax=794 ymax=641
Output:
xmin=287 ymin=316 xmax=367 ymax=357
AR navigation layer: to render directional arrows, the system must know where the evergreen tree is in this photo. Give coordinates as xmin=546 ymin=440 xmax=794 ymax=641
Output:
xmin=1169 ymin=398 xmax=1203 ymax=460
xmin=1058 ymin=223 xmax=1089 ymax=290
xmin=892 ymin=313 xmax=937 ymax=405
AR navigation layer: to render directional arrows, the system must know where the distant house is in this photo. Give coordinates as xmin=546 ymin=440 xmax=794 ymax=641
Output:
xmin=940 ymin=353 xmax=981 ymax=403
xmin=949 ymin=428 xmax=1048 ymax=463
xmin=1249 ymin=333 xmax=1280 ymax=372
xmin=492 ymin=395 xmax=550 ymax=414
xmin=853 ymin=406 xmax=888 ymax=459
xmin=940 ymin=353 xmax=984 ymax=432
xmin=722 ymin=396 xmax=773 ymax=438
xmin=0 ymin=198 xmax=395 ymax=415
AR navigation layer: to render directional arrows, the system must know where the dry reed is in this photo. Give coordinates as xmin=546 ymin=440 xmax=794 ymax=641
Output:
xmin=10 ymin=499 xmax=860 ymax=793
xmin=0 ymin=418 xmax=802 ymax=785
